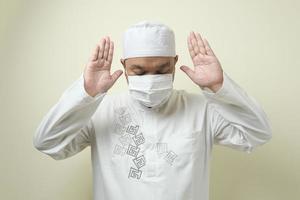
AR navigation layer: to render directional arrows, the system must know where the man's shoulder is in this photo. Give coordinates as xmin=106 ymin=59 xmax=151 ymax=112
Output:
xmin=93 ymin=90 xmax=130 ymax=117
xmin=102 ymin=90 xmax=129 ymax=102
xmin=99 ymin=90 xmax=131 ymax=109
xmin=173 ymin=88 xmax=205 ymax=100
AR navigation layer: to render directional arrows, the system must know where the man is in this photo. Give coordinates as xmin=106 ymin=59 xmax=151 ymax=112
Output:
xmin=33 ymin=21 xmax=272 ymax=200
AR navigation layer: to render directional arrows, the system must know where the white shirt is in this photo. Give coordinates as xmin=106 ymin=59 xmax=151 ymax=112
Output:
xmin=33 ymin=71 xmax=272 ymax=200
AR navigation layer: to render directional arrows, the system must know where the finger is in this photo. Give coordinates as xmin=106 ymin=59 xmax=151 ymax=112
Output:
xmin=103 ymin=36 xmax=110 ymax=61
xmin=190 ymin=32 xmax=200 ymax=55
xmin=107 ymin=41 xmax=114 ymax=64
xmin=180 ymin=65 xmax=195 ymax=80
xmin=111 ymin=70 xmax=123 ymax=84
xmin=203 ymin=38 xmax=215 ymax=56
xmin=195 ymin=32 xmax=206 ymax=55
xmin=90 ymin=45 xmax=99 ymax=61
xmin=187 ymin=35 xmax=196 ymax=59
xmin=98 ymin=38 xmax=106 ymax=59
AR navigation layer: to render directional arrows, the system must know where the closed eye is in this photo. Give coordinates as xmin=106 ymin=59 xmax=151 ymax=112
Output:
xmin=134 ymin=71 xmax=146 ymax=75
xmin=156 ymin=68 xmax=172 ymax=74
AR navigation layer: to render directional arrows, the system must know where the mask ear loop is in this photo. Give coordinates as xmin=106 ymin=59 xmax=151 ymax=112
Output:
xmin=124 ymin=69 xmax=129 ymax=85
xmin=123 ymin=58 xmax=128 ymax=77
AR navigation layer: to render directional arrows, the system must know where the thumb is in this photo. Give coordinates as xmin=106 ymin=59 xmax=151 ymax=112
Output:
xmin=180 ymin=65 xmax=195 ymax=80
xmin=111 ymin=69 xmax=123 ymax=84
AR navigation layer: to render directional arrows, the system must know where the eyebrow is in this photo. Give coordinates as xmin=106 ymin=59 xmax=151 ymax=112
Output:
xmin=130 ymin=61 xmax=170 ymax=71
xmin=130 ymin=65 xmax=144 ymax=70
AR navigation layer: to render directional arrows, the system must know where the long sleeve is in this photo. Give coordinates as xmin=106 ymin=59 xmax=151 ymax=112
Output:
xmin=33 ymin=73 xmax=106 ymax=160
xmin=202 ymin=71 xmax=272 ymax=153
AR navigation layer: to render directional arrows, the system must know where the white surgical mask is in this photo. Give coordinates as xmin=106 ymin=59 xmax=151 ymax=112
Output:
xmin=127 ymin=73 xmax=174 ymax=108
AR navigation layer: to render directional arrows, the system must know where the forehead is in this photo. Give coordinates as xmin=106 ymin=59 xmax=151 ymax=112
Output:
xmin=125 ymin=56 xmax=173 ymax=68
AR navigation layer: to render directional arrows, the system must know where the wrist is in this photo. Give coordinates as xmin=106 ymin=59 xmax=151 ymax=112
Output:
xmin=206 ymin=75 xmax=224 ymax=93
xmin=208 ymin=83 xmax=222 ymax=93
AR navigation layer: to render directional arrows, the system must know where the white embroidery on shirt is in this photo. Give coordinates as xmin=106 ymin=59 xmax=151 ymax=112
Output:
xmin=164 ymin=150 xmax=178 ymax=165
xmin=113 ymin=144 xmax=126 ymax=156
xmin=156 ymin=142 xmax=168 ymax=157
xmin=132 ymin=133 xmax=145 ymax=146
xmin=119 ymin=113 xmax=132 ymax=125
xmin=126 ymin=125 xmax=139 ymax=135
xmin=119 ymin=133 xmax=134 ymax=147
xmin=112 ymin=106 xmax=179 ymax=180
xmin=128 ymin=167 xmax=142 ymax=179
xmin=133 ymin=155 xmax=146 ymax=168
xmin=127 ymin=144 xmax=140 ymax=157
xmin=113 ymin=123 xmax=126 ymax=135
xmin=156 ymin=142 xmax=178 ymax=165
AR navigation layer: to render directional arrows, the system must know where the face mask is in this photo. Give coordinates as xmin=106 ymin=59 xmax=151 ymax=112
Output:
xmin=127 ymin=73 xmax=174 ymax=108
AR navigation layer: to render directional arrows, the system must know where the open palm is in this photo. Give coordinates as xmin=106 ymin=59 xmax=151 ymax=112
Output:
xmin=180 ymin=32 xmax=223 ymax=92
xmin=84 ymin=36 xmax=123 ymax=97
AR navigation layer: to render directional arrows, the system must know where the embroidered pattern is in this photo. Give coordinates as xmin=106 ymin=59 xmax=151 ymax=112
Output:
xmin=164 ymin=150 xmax=178 ymax=165
xmin=156 ymin=142 xmax=178 ymax=165
xmin=156 ymin=142 xmax=168 ymax=157
xmin=128 ymin=167 xmax=142 ymax=179
xmin=132 ymin=133 xmax=145 ymax=146
xmin=119 ymin=133 xmax=133 ymax=147
xmin=126 ymin=125 xmax=139 ymax=135
xmin=119 ymin=113 xmax=132 ymax=125
xmin=133 ymin=155 xmax=146 ymax=169
xmin=113 ymin=144 xmax=127 ymax=156
xmin=113 ymin=107 xmax=146 ymax=180
xmin=112 ymin=107 xmax=179 ymax=180
xmin=127 ymin=144 xmax=140 ymax=157
xmin=114 ymin=123 xmax=126 ymax=135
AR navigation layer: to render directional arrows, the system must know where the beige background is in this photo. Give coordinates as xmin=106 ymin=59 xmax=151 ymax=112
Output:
xmin=1 ymin=0 xmax=299 ymax=199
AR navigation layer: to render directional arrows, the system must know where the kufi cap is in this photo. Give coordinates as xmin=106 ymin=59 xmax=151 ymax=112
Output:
xmin=122 ymin=20 xmax=176 ymax=59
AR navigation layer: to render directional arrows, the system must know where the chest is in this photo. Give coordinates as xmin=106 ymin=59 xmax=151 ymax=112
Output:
xmin=94 ymin=106 xmax=210 ymax=181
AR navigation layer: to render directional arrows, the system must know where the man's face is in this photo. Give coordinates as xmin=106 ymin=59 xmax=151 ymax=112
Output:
xmin=120 ymin=55 xmax=178 ymax=83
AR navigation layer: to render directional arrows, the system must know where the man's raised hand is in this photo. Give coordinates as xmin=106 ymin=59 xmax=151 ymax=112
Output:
xmin=180 ymin=31 xmax=224 ymax=93
xmin=83 ymin=36 xmax=123 ymax=97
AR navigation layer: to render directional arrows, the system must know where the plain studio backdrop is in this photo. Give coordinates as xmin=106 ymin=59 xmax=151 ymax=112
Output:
xmin=0 ymin=0 xmax=299 ymax=199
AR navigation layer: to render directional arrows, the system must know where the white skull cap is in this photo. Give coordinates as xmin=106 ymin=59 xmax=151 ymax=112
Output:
xmin=122 ymin=20 xmax=176 ymax=59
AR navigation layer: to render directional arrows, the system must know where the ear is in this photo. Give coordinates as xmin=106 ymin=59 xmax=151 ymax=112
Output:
xmin=171 ymin=55 xmax=178 ymax=82
xmin=120 ymin=59 xmax=129 ymax=84
xmin=125 ymin=73 xmax=128 ymax=84
xmin=120 ymin=58 xmax=126 ymax=68
xmin=174 ymin=55 xmax=178 ymax=64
